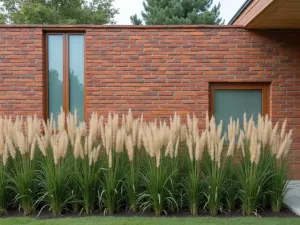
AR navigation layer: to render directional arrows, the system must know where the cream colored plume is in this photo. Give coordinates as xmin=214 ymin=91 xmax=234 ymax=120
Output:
xmin=58 ymin=108 xmax=65 ymax=133
xmin=125 ymin=135 xmax=134 ymax=162
xmin=126 ymin=109 xmax=133 ymax=134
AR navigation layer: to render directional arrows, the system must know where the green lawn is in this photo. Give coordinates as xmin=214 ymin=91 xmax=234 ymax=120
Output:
xmin=0 ymin=217 xmax=299 ymax=225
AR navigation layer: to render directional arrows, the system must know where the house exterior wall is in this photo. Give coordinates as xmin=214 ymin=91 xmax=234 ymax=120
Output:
xmin=0 ymin=25 xmax=300 ymax=178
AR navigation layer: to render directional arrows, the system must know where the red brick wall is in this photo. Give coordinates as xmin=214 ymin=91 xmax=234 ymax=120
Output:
xmin=0 ymin=25 xmax=300 ymax=178
xmin=0 ymin=27 xmax=43 ymax=116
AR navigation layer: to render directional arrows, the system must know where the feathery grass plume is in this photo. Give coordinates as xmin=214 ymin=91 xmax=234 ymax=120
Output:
xmin=250 ymin=128 xmax=258 ymax=164
xmin=105 ymin=123 xmax=113 ymax=155
xmin=115 ymin=129 xmax=124 ymax=153
xmin=228 ymin=117 xmax=233 ymax=141
xmin=246 ymin=116 xmax=254 ymax=141
xmin=255 ymin=143 xmax=261 ymax=165
xmin=186 ymin=133 xmax=193 ymax=161
xmin=283 ymin=130 xmax=293 ymax=158
xmin=216 ymin=136 xmax=225 ymax=168
xmin=5 ymin=136 xmax=16 ymax=159
xmin=280 ymin=119 xmax=287 ymax=142
xmin=236 ymin=118 xmax=240 ymax=136
xmin=74 ymin=131 xmax=83 ymax=159
xmin=262 ymin=119 xmax=272 ymax=148
xmin=196 ymin=132 xmax=206 ymax=161
xmin=25 ymin=115 xmax=41 ymax=147
xmin=174 ymin=137 xmax=180 ymax=158
xmin=192 ymin=113 xmax=198 ymax=144
xmin=78 ymin=122 xmax=87 ymax=137
xmin=165 ymin=133 xmax=174 ymax=158
xmin=50 ymin=131 xmax=68 ymax=165
xmin=36 ymin=135 xmax=48 ymax=156
xmin=270 ymin=121 xmax=279 ymax=148
xmin=206 ymin=111 xmax=210 ymax=131
xmin=30 ymin=137 xmax=36 ymax=161
xmin=16 ymin=131 xmax=27 ymax=155
xmin=126 ymin=135 xmax=134 ymax=162
xmin=42 ymin=114 xmax=55 ymax=145
xmin=126 ymin=109 xmax=133 ymax=134
xmin=89 ymin=112 xmax=98 ymax=142
xmin=276 ymin=131 xmax=293 ymax=159
xmin=243 ymin=112 xmax=248 ymax=132
xmin=217 ymin=120 xmax=223 ymax=141
xmin=227 ymin=135 xmax=235 ymax=157
xmin=2 ymin=143 xmax=8 ymax=166
xmin=257 ymin=114 xmax=264 ymax=142
xmin=187 ymin=113 xmax=192 ymax=135
xmin=132 ymin=119 xmax=139 ymax=147
xmin=98 ymin=115 xmax=105 ymax=148
xmin=112 ymin=113 xmax=119 ymax=148
xmin=58 ymin=108 xmax=65 ymax=133
xmin=237 ymin=131 xmax=245 ymax=157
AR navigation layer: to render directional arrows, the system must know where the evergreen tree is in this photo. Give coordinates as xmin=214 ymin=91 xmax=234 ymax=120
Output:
xmin=131 ymin=0 xmax=223 ymax=25
xmin=0 ymin=0 xmax=118 ymax=24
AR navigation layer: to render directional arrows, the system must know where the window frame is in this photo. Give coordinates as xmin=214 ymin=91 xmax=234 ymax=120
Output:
xmin=44 ymin=32 xmax=86 ymax=122
xmin=209 ymin=82 xmax=270 ymax=117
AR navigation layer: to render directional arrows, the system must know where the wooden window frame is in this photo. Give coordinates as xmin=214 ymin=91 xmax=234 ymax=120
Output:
xmin=44 ymin=32 xmax=86 ymax=121
xmin=209 ymin=82 xmax=270 ymax=117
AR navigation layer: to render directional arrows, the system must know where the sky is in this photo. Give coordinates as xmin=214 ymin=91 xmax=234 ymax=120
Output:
xmin=112 ymin=0 xmax=246 ymax=25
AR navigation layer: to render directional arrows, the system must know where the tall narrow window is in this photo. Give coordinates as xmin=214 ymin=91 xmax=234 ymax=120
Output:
xmin=46 ymin=33 xmax=85 ymax=122
xmin=210 ymin=83 xmax=269 ymax=129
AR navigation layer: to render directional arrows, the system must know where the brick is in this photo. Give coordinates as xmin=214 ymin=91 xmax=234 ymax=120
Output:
xmin=0 ymin=26 xmax=300 ymax=178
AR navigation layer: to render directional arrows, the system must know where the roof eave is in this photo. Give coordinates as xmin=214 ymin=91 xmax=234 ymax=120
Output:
xmin=228 ymin=0 xmax=253 ymax=25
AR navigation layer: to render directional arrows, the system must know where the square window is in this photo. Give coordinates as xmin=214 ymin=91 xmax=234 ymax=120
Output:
xmin=209 ymin=83 xmax=270 ymax=129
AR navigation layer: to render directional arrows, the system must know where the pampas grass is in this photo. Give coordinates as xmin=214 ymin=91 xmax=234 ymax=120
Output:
xmin=0 ymin=110 xmax=294 ymax=217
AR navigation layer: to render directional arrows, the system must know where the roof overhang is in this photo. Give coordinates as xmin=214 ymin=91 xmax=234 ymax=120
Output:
xmin=229 ymin=0 xmax=300 ymax=29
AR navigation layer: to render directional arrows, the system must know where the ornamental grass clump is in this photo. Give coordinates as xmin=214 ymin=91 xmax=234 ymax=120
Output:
xmin=71 ymin=112 xmax=101 ymax=214
xmin=202 ymin=115 xmax=226 ymax=216
xmin=183 ymin=113 xmax=205 ymax=216
xmin=236 ymin=114 xmax=272 ymax=216
xmin=98 ymin=113 xmax=126 ymax=215
xmin=0 ymin=117 xmax=9 ymax=215
xmin=124 ymin=116 xmax=142 ymax=213
xmin=0 ymin=109 xmax=294 ymax=217
xmin=137 ymin=121 xmax=178 ymax=216
xmin=8 ymin=115 xmax=40 ymax=215
xmin=36 ymin=111 xmax=74 ymax=216
xmin=224 ymin=117 xmax=240 ymax=212
xmin=268 ymin=119 xmax=293 ymax=212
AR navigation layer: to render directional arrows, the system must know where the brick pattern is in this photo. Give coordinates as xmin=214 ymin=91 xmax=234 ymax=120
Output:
xmin=1 ymin=26 xmax=300 ymax=178
xmin=0 ymin=28 xmax=43 ymax=117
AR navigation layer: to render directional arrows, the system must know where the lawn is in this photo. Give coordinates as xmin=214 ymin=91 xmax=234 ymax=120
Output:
xmin=0 ymin=217 xmax=299 ymax=225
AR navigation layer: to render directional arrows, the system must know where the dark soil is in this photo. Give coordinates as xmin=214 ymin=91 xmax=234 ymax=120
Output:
xmin=0 ymin=206 xmax=298 ymax=219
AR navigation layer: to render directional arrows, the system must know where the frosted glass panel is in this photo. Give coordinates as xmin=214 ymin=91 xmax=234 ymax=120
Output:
xmin=69 ymin=35 xmax=84 ymax=121
xmin=214 ymin=90 xmax=262 ymax=131
xmin=48 ymin=35 xmax=63 ymax=124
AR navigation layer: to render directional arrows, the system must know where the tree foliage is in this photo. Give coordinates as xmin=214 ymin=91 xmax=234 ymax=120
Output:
xmin=131 ymin=0 xmax=223 ymax=25
xmin=0 ymin=0 xmax=118 ymax=24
